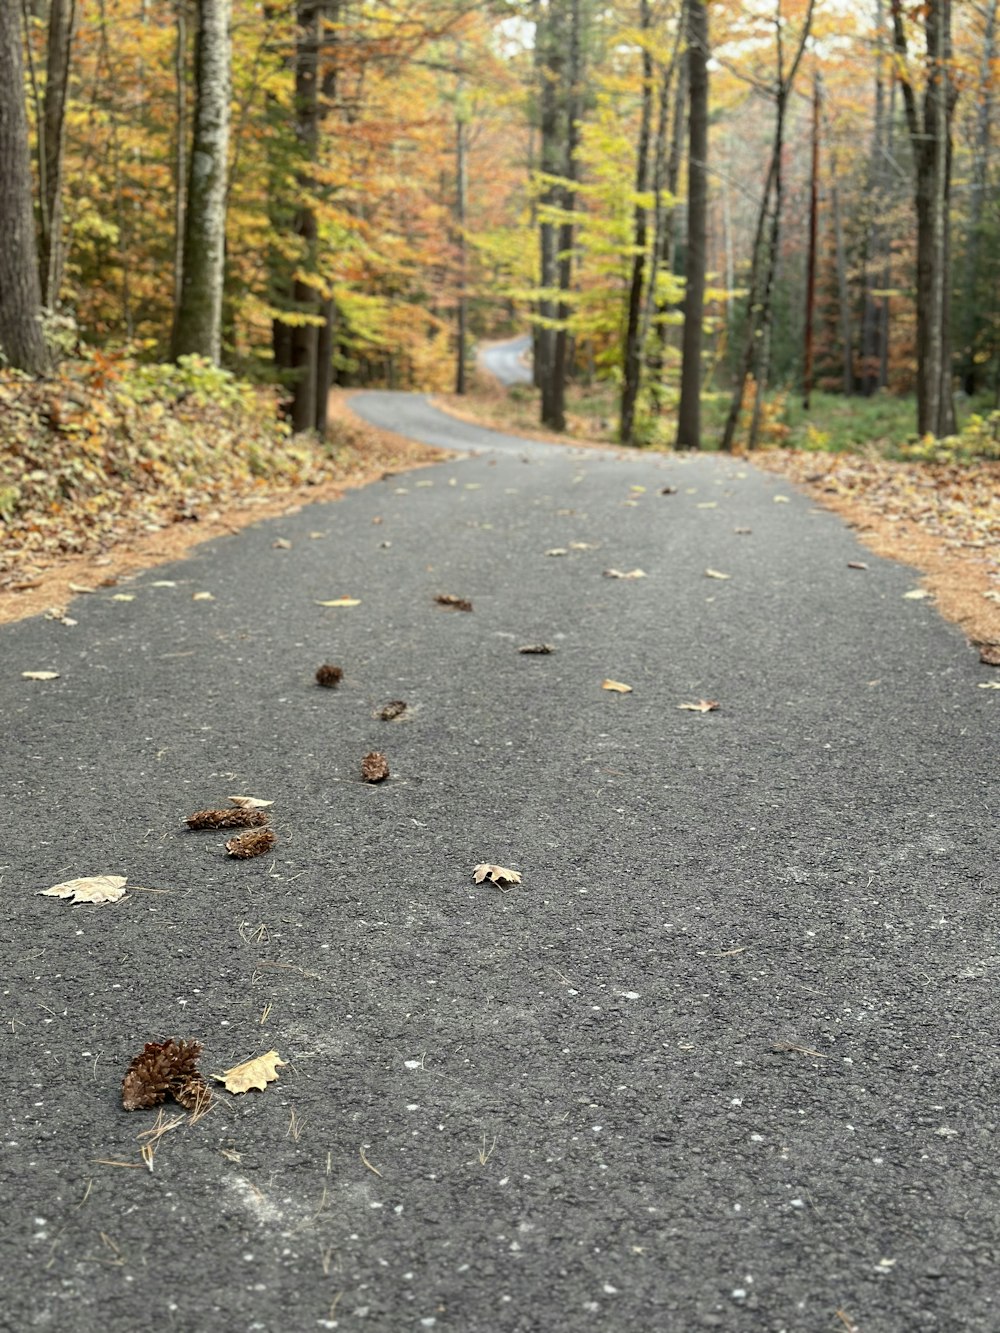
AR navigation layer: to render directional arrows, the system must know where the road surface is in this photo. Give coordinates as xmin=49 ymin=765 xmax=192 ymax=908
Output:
xmin=478 ymin=335 xmax=533 ymax=387
xmin=1 ymin=393 xmax=996 ymax=1332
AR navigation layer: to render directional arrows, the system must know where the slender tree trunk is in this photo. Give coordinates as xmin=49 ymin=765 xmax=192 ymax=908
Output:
xmin=537 ymin=0 xmax=564 ymax=430
xmin=173 ymin=0 xmax=187 ymax=315
xmin=551 ymin=0 xmax=580 ymax=434
xmin=619 ymin=0 xmax=654 ymax=444
xmin=315 ymin=296 xmax=334 ymax=435
xmin=290 ymin=0 xmax=319 ymax=432
xmin=39 ymin=0 xmax=76 ymax=308
xmin=0 ymin=2 xmax=49 ymax=374
xmin=455 ymin=99 xmax=468 ymax=394
xmin=171 ymin=0 xmax=231 ymax=363
xmin=676 ymin=0 xmax=709 ymax=448
xmin=830 ymin=164 xmax=853 ymax=394
xmin=959 ymin=0 xmax=996 ymax=395
xmin=639 ymin=38 xmax=680 ymax=374
xmin=892 ymin=0 xmax=956 ymax=437
xmin=802 ymin=70 xmax=820 ymax=410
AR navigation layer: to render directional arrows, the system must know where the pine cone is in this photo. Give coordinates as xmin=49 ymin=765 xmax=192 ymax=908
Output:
xmin=361 ymin=751 xmax=390 ymax=783
xmin=187 ymin=807 xmax=268 ymax=830
xmin=122 ymin=1038 xmax=207 ymax=1111
xmin=226 ymin=827 xmax=278 ymax=859
xmin=377 ymin=700 xmax=407 ymax=721
xmin=315 ymin=663 xmax=344 ymax=688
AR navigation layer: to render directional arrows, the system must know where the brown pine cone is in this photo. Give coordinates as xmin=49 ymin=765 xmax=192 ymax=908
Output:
xmin=186 ymin=807 xmax=268 ymax=830
xmin=361 ymin=751 xmax=390 ymax=783
xmin=122 ymin=1038 xmax=206 ymax=1111
xmin=315 ymin=664 xmax=344 ymax=688
xmin=225 ymin=827 xmax=278 ymax=859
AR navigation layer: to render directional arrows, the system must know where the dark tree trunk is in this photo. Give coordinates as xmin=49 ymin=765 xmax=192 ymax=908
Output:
xmin=315 ymin=296 xmax=334 ymax=435
xmin=455 ymin=100 xmax=468 ymax=395
xmin=39 ymin=0 xmax=76 ymax=308
xmin=802 ymin=70 xmax=820 ymax=410
xmin=537 ymin=0 xmax=563 ymax=429
xmin=619 ymin=0 xmax=654 ymax=445
xmin=0 ymin=2 xmax=49 ymax=374
xmin=959 ymin=0 xmax=996 ymax=396
xmin=676 ymin=0 xmax=709 ymax=448
xmin=551 ymin=0 xmax=580 ymax=434
xmin=289 ymin=0 xmax=320 ymax=433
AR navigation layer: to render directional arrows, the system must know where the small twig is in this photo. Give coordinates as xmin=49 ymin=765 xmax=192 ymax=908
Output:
xmin=359 ymin=1146 xmax=383 ymax=1177
xmin=91 ymin=1159 xmax=143 ymax=1169
xmin=835 ymin=1310 xmax=860 ymax=1333
xmin=773 ymin=1041 xmax=829 ymax=1059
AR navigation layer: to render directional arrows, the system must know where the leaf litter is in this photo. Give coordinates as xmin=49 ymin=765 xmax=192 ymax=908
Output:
xmin=214 ymin=1050 xmax=287 ymax=1095
xmin=473 ymin=863 xmax=522 ymax=889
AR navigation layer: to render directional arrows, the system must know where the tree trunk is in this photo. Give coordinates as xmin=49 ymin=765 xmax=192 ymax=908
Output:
xmin=619 ymin=0 xmax=654 ymax=444
xmin=802 ymin=70 xmax=820 ymax=410
xmin=537 ymin=0 xmax=564 ymax=430
xmin=0 ymin=2 xmax=50 ymax=374
xmin=290 ymin=0 xmax=320 ymax=432
xmin=830 ymin=163 xmax=853 ymax=394
xmin=959 ymin=0 xmax=996 ymax=396
xmin=551 ymin=0 xmax=580 ymax=434
xmin=171 ymin=0 xmax=231 ymax=363
xmin=173 ymin=0 xmax=187 ymax=315
xmin=892 ymin=0 xmax=956 ymax=437
xmin=676 ymin=0 xmax=709 ymax=448
xmin=454 ymin=100 xmax=468 ymax=395
xmin=315 ymin=296 xmax=334 ymax=435
xmin=39 ymin=0 xmax=76 ymax=308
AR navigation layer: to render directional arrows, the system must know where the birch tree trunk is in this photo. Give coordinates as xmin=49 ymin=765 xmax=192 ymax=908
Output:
xmin=0 ymin=2 xmax=49 ymax=374
xmin=171 ymin=0 xmax=231 ymax=364
xmin=676 ymin=0 xmax=709 ymax=448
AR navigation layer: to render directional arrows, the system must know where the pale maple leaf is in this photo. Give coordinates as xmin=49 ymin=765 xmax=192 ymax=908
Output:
xmin=38 ymin=874 xmax=128 ymax=904
xmin=473 ymin=863 xmax=522 ymax=888
xmin=213 ymin=1050 xmax=287 ymax=1095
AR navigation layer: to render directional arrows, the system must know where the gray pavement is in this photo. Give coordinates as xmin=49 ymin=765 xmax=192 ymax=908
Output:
xmin=478 ymin=336 xmax=533 ymax=387
xmin=1 ymin=393 xmax=997 ymax=1333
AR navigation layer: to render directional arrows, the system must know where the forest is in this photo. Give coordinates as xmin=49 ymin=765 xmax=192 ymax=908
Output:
xmin=1 ymin=0 xmax=999 ymax=458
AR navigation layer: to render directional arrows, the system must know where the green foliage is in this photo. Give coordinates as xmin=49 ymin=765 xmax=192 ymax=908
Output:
xmin=120 ymin=355 xmax=257 ymax=409
xmin=894 ymin=411 xmax=1000 ymax=463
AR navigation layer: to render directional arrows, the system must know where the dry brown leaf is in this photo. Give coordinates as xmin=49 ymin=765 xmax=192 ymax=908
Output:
xmin=22 ymin=670 xmax=59 ymax=680
xmin=705 ymin=569 xmax=731 ymax=580
xmin=678 ymin=699 xmax=720 ymax=713
xmin=603 ymin=568 xmax=646 ymax=580
xmin=473 ymin=863 xmax=522 ymax=888
xmin=272 ymin=538 xmax=292 ymax=549
xmin=435 ymin=593 xmax=473 ymax=611
xmin=229 ymin=795 xmax=274 ymax=808
xmin=316 ymin=597 xmax=361 ymax=607
xmin=847 ymin=561 xmax=869 ymax=570
xmin=214 ymin=1049 xmax=287 ymax=1095
xmin=660 ymin=486 xmax=678 ymax=495
xmin=518 ymin=644 xmax=555 ymax=654
xmin=602 ymin=679 xmax=633 ymax=693
xmin=377 ymin=700 xmax=408 ymax=720
xmin=38 ymin=874 xmax=127 ymax=904
xmin=978 ymin=644 xmax=1000 ymax=666
xmin=734 ymin=526 xmax=752 ymax=534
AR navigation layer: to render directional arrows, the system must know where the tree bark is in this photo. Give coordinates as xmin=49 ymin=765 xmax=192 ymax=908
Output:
xmin=676 ymin=0 xmax=709 ymax=448
xmin=959 ymin=0 xmax=996 ymax=396
xmin=290 ymin=0 xmax=320 ymax=432
xmin=550 ymin=0 xmax=580 ymax=434
xmin=891 ymin=0 xmax=956 ymax=437
xmin=802 ymin=70 xmax=820 ymax=410
xmin=171 ymin=0 xmax=231 ymax=363
xmin=39 ymin=0 xmax=76 ymax=308
xmin=173 ymin=0 xmax=187 ymax=316
xmin=454 ymin=95 xmax=468 ymax=395
xmin=619 ymin=0 xmax=654 ymax=445
xmin=0 ymin=2 xmax=49 ymax=374
xmin=537 ymin=0 xmax=563 ymax=429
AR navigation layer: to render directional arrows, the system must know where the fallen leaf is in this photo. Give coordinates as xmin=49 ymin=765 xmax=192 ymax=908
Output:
xmin=903 ymin=589 xmax=929 ymax=600
xmin=978 ymin=644 xmax=1000 ymax=666
xmin=734 ymin=526 xmax=752 ymax=534
xmin=705 ymin=569 xmax=731 ymax=580
xmin=473 ymin=863 xmax=522 ymax=888
xmin=978 ymin=681 xmax=1000 ymax=690
xmin=192 ymin=591 xmax=215 ymax=601
xmin=22 ymin=670 xmax=59 ymax=680
xmin=38 ymin=874 xmax=127 ymax=904
xmin=569 ymin=541 xmax=595 ymax=550
xmin=518 ymin=644 xmax=555 ymax=654
xmin=630 ymin=485 xmax=646 ymax=493
xmin=67 ymin=582 xmax=95 ymax=594
xmin=272 ymin=538 xmax=292 ymax=549
xmin=545 ymin=548 xmax=569 ymax=557
xmin=603 ymin=568 xmax=646 ymax=580
xmin=150 ymin=580 xmax=177 ymax=588
xmin=214 ymin=1049 xmax=287 ymax=1095
xmin=111 ymin=593 xmax=135 ymax=602
xmin=229 ymin=795 xmax=275 ymax=808
xmin=602 ymin=679 xmax=633 ymax=693
xmin=678 ymin=699 xmax=720 ymax=713
xmin=660 ymin=486 xmax=678 ymax=495
xmin=316 ymin=597 xmax=361 ymax=607
xmin=696 ymin=501 xmax=718 ymax=509
xmin=847 ymin=561 xmax=868 ymax=570
xmin=773 ymin=495 xmax=790 ymax=503
xmin=435 ymin=593 xmax=473 ymax=611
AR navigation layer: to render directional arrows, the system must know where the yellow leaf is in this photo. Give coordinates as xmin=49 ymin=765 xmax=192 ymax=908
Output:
xmin=602 ymin=679 xmax=632 ymax=693
xmin=473 ymin=862 xmax=522 ymax=887
xmin=214 ymin=1050 xmax=287 ymax=1095
xmin=903 ymin=589 xmax=929 ymax=600
xmin=38 ymin=874 xmax=127 ymax=904
xmin=603 ymin=568 xmax=646 ymax=580
xmin=316 ymin=597 xmax=361 ymax=607
xmin=773 ymin=495 xmax=790 ymax=503
xmin=22 ymin=670 xmax=59 ymax=680
xmin=112 ymin=593 xmax=135 ymax=602
xmin=705 ymin=569 xmax=731 ymax=580
xmin=193 ymin=591 xmax=215 ymax=601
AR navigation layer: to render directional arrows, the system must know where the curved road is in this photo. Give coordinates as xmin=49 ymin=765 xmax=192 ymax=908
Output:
xmin=478 ymin=334 xmax=533 ymax=387
xmin=2 ymin=394 xmax=997 ymax=1332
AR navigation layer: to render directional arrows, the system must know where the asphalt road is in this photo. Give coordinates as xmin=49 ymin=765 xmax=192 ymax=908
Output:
xmin=478 ymin=335 xmax=533 ymax=387
xmin=1 ymin=393 xmax=997 ymax=1333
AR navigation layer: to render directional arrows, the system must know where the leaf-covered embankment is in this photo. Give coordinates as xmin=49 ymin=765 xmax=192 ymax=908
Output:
xmin=0 ymin=355 xmax=446 ymax=624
